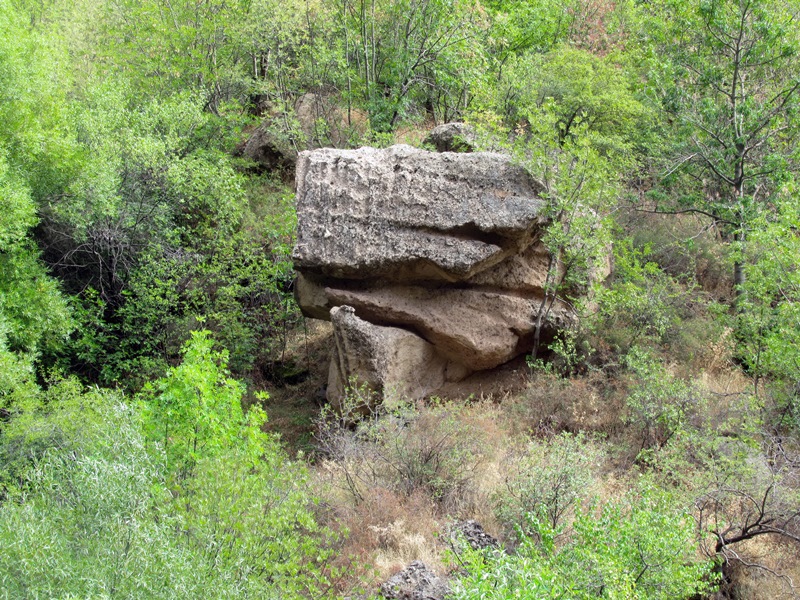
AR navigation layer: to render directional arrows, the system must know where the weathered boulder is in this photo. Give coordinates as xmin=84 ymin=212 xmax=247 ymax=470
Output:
xmin=325 ymin=285 xmax=567 ymax=371
xmin=328 ymin=306 xmax=468 ymax=407
xmin=293 ymin=144 xmax=547 ymax=282
xmin=379 ymin=561 xmax=449 ymax=600
xmin=293 ymin=145 xmax=574 ymax=393
xmin=423 ymin=122 xmax=477 ymax=153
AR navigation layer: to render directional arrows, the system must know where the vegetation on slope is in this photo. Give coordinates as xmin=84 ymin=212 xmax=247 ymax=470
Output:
xmin=1 ymin=0 xmax=800 ymax=597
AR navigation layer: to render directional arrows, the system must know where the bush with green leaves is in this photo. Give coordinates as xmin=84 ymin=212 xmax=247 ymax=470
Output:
xmin=591 ymin=240 xmax=691 ymax=354
xmin=494 ymin=433 xmax=602 ymax=541
xmin=0 ymin=334 xmax=342 ymax=599
xmin=138 ymin=329 xmax=268 ymax=480
xmin=624 ymin=347 xmax=703 ymax=454
xmin=484 ymin=45 xmax=651 ymax=155
xmin=26 ymin=72 xmax=299 ymax=388
xmin=735 ymin=195 xmax=800 ymax=424
xmin=453 ymin=485 xmax=717 ymax=600
xmin=0 ymin=150 xmax=72 ymax=413
xmin=0 ymin=382 xmax=210 ymax=599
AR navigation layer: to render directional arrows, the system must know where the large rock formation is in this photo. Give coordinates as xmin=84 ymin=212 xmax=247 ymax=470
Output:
xmin=292 ymin=144 xmax=575 ymax=404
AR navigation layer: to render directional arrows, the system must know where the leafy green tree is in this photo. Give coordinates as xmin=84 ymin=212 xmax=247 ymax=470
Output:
xmin=474 ymin=102 xmax=622 ymax=357
xmin=624 ymin=347 xmax=702 ymax=453
xmin=31 ymin=76 xmax=298 ymax=386
xmin=0 ymin=384 xmax=208 ymax=599
xmin=735 ymin=191 xmax=800 ymax=418
xmin=644 ymin=0 xmax=800 ymax=303
xmin=0 ymin=0 xmax=81 ymax=200
xmin=649 ymin=415 xmax=800 ymax=595
xmin=487 ymin=45 xmax=651 ymax=156
xmin=590 ymin=240 xmax=692 ymax=354
xmin=486 ymin=0 xmax=635 ymax=60
xmin=139 ymin=330 xmax=267 ymax=479
xmin=339 ymin=0 xmax=487 ymax=132
xmin=0 ymin=1 xmax=74 ymax=412
xmin=0 ymin=156 xmax=71 ymax=360
xmin=96 ymin=0 xmax=250 ymax=110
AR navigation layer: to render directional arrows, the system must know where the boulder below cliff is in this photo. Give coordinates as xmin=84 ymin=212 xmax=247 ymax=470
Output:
xmin=328 ymin=306 xmax=468 ymax=408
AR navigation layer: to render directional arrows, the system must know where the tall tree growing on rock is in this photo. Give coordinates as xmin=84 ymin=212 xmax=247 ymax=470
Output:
xmin=645 ymin=0 xmax=800 ymax=305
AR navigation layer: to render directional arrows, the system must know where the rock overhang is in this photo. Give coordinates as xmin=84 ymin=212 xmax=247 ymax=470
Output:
xmin=291 ymin=142 xmax=574 ymax=404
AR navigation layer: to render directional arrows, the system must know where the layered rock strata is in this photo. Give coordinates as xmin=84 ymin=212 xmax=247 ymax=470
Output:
xmin=292 ymin=144 xmax=573 ymax=404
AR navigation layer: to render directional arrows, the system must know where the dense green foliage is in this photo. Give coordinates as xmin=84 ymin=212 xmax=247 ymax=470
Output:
xmin=0 ymin=338 xmax=337 ymax=599
xmin=2 ymin=0 xmax=800 ymax=595
xmin=453 ymin=486 xmax=716 ymax=600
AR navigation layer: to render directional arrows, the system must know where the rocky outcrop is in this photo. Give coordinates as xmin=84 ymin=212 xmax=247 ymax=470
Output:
xmin=379 ymin=561 xmax=449 ymax=600
xmin=240 ymin=94 xmax=369 ymax=176
xmin=293 ymin=144 xmax=577 ymax=404
xmin=328 ymin=306 xmax=468 ymax=408
xmin=293 ymin=145 xmax=547 ymax=282
xmin=423 ymin=122 xmax=477 ymax=153
xmin=449 ymin=520 xmax=499 ymax=552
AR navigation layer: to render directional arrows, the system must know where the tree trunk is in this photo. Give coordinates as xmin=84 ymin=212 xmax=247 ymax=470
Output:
xmin=733 ymin=230 xmax=745 ymax=311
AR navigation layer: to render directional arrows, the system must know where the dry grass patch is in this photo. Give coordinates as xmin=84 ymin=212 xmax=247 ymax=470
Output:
xmin=720 ymin=536 xmax=800 ymax=599
xmin=329 ymin=487 xmax=444 ymax=587
xmin=310 ymin=397 xmax=517 ymax=589
xmin=500 ymin=371 xmax=627 ymax=438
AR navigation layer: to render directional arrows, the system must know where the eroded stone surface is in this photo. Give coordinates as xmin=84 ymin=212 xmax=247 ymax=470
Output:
xmin=293 ymin=145 xmax=546 ymax=282
xmin=292 ymin=144 xmax=583 ymax=401
xmin=328 ymin=306 xmax=468 ymax=407
xmin=326 ymin=285 xmax=569 ymax=371
xmin=449 ymin=520 xmax=500 ymax=552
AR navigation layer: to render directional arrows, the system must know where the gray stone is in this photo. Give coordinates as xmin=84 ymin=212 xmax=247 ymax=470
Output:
xmin=379 ymin=561 xmax=449 ymax=600
xmin=241 ymin=122 xmax=296 ymax=173
xmin=449 ymin=520 xmax=499 ymax=552
xmin=424 ymin=122 xmax=477 ymax=153
xmin=327 ymin=306 xmax=468 ymax=407
xmin=325 ymin=285 xmax=570 ymax=371
xmin=292 ymin=145 xmax=593 ymax=398
xmin=292 ymin=145 xmax=546 ymax=282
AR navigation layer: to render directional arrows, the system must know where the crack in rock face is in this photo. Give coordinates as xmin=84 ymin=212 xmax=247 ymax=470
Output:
xmin=292 ymin=143 xmax=580 ymax=406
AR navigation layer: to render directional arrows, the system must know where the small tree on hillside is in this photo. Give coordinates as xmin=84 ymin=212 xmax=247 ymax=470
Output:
xmin=645 ymin=0 xmax=800 ymax=305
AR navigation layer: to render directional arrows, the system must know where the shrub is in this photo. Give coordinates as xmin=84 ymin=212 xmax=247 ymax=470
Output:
xmin=316 ymin=387 xmax=486 ymax=511
xmin=591 ymin=240 xmax=692 ymax=355
xmin=453 ymin=485 xmax=717 ymax=600
xmin=494 ymin=432 xmax=602 ymax=541
xmin=139 ymin=329 xmax=269 ymax=481
xmin=0 ymin=338 xmax=342 ymax=598
xmin=0 ymin=384 xmax=209 ymax=599
xmin=624 ymin=347 xmax=704 ymax=454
